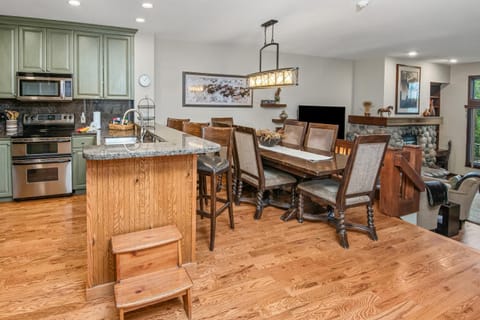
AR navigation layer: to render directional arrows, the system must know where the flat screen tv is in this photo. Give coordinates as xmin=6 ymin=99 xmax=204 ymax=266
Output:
xmin=298 ymin=105 xmax=345 ymax=139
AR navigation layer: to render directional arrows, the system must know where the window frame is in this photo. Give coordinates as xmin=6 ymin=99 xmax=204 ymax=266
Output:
xmin=465 ymin=75 xmax=480 ymax=167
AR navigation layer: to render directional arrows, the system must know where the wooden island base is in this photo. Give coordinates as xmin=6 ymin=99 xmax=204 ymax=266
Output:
xmin=86 ymin=154 xmax=197 ymax=299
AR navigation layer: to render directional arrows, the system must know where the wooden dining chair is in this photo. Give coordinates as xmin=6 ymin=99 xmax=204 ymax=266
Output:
xmin=167 ymin=117 xmax=190 ymax=131
xmin=297 ymin=134 xmax=390 ymax=248
xmin=280 ymin=119 xmax=308 ymax=148
xmin=182 ymin=122 xmax=209 ymax=137
xmin=335 ymin=139 xmax=354 ymax=155
xmin=197 ymin=127 xmax=235 ymax=251
xmin=303 ymin=123 xmax=339 ymax=152
xmin=233 ymin=126 xmax=297 ymax=219
xmin=211 ymin=117 xmax=234 ymax=127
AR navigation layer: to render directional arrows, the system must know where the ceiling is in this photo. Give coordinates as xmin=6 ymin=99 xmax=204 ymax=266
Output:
xmin=3 ymin=0 xmax=480 ymax=63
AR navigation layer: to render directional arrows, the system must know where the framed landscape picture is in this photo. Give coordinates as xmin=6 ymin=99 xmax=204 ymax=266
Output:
xmin=182 ymin=72 xmax=253 ymax=107
xmin=395 ymin=64 xmax=421 ymax=114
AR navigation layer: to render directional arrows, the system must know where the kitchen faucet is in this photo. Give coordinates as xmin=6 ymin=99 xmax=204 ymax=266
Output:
xmin=121 ymin=108 xmax=146 ymax=143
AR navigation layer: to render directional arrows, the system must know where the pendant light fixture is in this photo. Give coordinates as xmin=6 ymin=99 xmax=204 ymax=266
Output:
xmin=247 ymin=19 xmax=299 ymax=89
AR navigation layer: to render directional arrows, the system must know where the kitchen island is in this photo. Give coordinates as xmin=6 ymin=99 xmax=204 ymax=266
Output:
xmin=82 ymin=124 xmax=219 ymax=299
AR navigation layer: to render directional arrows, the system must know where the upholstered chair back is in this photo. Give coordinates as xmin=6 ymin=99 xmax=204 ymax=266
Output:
xmin=281 ymin=120 xmax=308 ymax=148
xmin=340 ymin=135 xmax=390 ymax=201
xmin=304 ymin=123 xmax=339 ymax=152
xmin=233 ymin=126 xmax=262 ymax=183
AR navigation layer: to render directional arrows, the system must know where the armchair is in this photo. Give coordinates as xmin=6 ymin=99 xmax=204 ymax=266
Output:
xmin=448 ymin=173 xmax=480 ymax=221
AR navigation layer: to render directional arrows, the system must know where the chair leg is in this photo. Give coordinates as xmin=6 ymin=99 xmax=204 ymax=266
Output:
xmin=226 ymin=170 xmax=234 ymax=229
xmin=254 ymin=190 xmax=264 ymax=220
xmin=367 ymin=204 xmax=378 ymax=241
xmin=209 ymin=173 xmax=217 ymax=251
xmin=183 ymin=288 xmax=192 ymax=320
xmin=235 ymin=181 xmax=243 ymax=205
xmin=199 ymin=175 xmax=205 ymax=217
xmin=298 ymin=192 xmax=304 ymax=223
xmin=337 ymin=210 xmax=349 ymax=249
xmin=119 ymin=309 xmax=124 ymax=320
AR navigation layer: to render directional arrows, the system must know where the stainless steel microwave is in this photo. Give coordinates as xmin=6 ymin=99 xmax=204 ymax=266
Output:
xmin=16 ymin=72 xmax=73 ymax=101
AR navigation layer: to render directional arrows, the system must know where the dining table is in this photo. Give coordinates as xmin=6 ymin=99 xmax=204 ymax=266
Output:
xmin=259 ymin=144 xmax=348 ymax=221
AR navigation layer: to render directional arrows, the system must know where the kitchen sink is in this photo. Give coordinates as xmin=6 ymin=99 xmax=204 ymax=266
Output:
xmin=103 ymin=133 xmax=164 ymax=145
xmin=104 ymin=136 xmax=138 ymax=145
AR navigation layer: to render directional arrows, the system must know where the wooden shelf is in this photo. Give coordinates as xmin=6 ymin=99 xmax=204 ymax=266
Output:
xmin=348 ymin=115 xmax=443 ymax=126
xmin=261 ymin=103 xmax=286 ymax=108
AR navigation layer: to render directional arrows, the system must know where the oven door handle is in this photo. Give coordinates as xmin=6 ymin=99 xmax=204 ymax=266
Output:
xmin=12 ymin=137 xmax=72 ymax=143
xmin=12 ymin=157 xmax=72 ymax=165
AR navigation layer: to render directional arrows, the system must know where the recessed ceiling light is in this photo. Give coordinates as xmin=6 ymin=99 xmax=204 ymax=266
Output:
xmin=68 ymin=0 xmax=81 ymax=7
xmin=356 ymin=0 xmax=369 ymax=9
xmin=142 ymin=2 xmax=153 ymax=9
xmin=449 ymin=58 xmax=458 ymax=63
xmin=408 ymin=51 xmax=418 ymax=57
xmin=136 ymin=17 xmax=146 ymax=23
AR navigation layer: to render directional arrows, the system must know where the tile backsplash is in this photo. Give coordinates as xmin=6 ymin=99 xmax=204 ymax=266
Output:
xmin=0 ymin=99 xmax=133 ymax=130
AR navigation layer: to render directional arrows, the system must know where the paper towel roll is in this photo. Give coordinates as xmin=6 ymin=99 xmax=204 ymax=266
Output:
xmin=93 ymin=111 xmax=101 ymax=129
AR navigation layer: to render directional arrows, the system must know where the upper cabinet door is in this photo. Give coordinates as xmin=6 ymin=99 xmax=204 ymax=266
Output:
xmin=46 ymin=28 xmax=73 ymax=73
xmin=104 ymin=35 xmax=133 ymax=99
xmin=18 ymin=26 xmax=45 ymax=72
xmin=74 ymin=32 xmax=103 ymax=98
xmin=0 ymin=24 xmax=17 ymax=98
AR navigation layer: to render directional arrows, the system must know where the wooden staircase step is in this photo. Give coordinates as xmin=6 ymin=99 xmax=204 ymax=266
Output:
xmin=114 ymin=267 xmax=193 ymax=309
xmin=111 ymin=225 xmax=182 ymax=254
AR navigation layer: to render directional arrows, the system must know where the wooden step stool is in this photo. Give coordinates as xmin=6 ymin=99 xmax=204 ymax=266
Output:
xmin=111 ymin=225 xmax=193 ymax=320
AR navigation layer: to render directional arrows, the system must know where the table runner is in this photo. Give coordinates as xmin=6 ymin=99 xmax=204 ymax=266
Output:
xmin=259 ymin=145 xmax=332 ymax=161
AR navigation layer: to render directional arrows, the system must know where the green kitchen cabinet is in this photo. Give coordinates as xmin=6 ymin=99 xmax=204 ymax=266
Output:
xmin=75 ymin=32 xmax=133 ymax=99
xmin=74 ymin=32 xmax=103 ymax=98
xmin=72 ymin=135 xmax=96 ymax=191
xmin=0 ymin=24 xmax=17 ymax=98
xmin=46 ymin=28 xmax=74 ymax=73
xmin=18 ymin=26 xmax=73 ymax=73
xmin=104 ymin=34 xmax=133 ymax=99
xmin=0 ymin=138 xmax=12 ymax=199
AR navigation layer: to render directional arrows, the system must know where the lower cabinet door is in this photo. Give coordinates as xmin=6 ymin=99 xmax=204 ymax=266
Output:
xmin=0 ymin=140 xmax=12 ymax=198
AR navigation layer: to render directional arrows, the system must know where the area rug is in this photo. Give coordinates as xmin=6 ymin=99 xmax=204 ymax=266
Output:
xmin=467 ymin=192 xmax=480 ymax=225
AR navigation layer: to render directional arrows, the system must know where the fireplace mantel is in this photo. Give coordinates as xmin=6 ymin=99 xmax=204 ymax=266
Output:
xmin=348 ymin=116 xmax=443 ymax=126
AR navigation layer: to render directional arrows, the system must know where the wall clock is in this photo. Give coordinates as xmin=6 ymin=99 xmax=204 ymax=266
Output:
xmin=138 ymin=74 xmax=151 ymax=87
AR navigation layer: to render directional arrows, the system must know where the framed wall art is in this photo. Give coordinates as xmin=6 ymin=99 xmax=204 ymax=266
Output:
xmin=395 ymin=64 xmax=421 ymax=114
xmin=182 ymin=72 xmax=253 ymax=107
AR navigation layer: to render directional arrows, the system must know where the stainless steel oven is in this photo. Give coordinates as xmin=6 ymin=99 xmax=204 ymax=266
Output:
xmin=11 ymin=113 xmax=74 ymax=200
xmin=12 ymin=156 xmax=72 ymax=200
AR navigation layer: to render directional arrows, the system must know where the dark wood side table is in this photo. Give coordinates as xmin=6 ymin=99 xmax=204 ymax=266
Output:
xmin=436 ymin=202 xmax=460 ymax=237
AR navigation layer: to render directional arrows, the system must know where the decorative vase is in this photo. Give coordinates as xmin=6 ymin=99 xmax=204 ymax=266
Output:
xmin=279 ymin=110 xmax=288 ymax=121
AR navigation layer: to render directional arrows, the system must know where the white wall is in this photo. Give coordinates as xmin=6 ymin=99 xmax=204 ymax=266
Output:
xmin=352 ymin=58 xmax=385 ymax=115
xmin=134 ymin=32 xmax=156 ymax=105
xmin=154 ymin=38 xmax=353 ymax=130
xmin=442 ymin=63 xmax=480 ymax=175
xmin=383 ymin=57 xmax=450 ymax=116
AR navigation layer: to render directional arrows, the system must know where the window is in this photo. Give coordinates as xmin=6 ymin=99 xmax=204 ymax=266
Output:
xmin=466 ymin=75 xmax=480 ymax=167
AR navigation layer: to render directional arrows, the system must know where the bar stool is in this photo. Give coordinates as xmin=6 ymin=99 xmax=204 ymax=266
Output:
xmin=182 ymin=121 xmax=209 ymax=137
xmin=166 ymin=117 xmax=190 ymax=131
xmin=197 ymin=127 xmax=234 ymax=250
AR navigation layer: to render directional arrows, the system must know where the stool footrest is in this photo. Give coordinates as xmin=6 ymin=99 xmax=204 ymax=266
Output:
xmin=115 ymin=267 xmax=192 ymax=310
xmin=112 ymin=225 xmax=182 ymax=254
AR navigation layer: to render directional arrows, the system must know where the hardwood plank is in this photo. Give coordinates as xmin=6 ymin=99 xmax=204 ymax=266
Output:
xmin=1 ymin=195 xmax=480 ymax=319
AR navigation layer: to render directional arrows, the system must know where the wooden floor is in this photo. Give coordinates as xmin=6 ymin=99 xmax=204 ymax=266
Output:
xmin=1 ymin=195 xmax=480 ymax=320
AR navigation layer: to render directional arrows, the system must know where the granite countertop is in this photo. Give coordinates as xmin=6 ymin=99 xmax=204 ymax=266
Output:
xmin=82 ymin=123 xmax=220 ymax=160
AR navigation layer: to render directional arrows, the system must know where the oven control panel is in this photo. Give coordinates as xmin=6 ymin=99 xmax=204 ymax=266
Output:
xmin=23 ymin=113 xmax=75 ymax=126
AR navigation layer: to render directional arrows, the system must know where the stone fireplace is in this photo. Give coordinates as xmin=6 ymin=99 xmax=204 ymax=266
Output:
xmin=347 ymin=116 xmax=443 ymax=167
